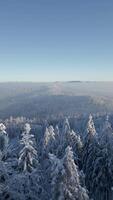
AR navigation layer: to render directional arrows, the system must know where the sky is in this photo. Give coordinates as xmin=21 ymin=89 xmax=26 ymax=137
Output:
xmin=0 ymin=0 xmax=113 ymax=82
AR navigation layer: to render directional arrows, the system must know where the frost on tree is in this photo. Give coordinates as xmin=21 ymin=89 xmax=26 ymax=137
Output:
xmin=60 ymin=117 xmax=71 ymax=146
xmin=67 ymin=130 xmax=83 ymax=161
xmin=57 ymin=118 xmax=71 ymax=158
xmin=24 ymin=123 xmax=31 ymax=134
xmin=62 ymin=118 xmax=71 ymax=141
xmin=0 ymin=123 xmax=9 ymax=160
xmin=90 ymin=115 xmax=113 ymax=200
xmin=87 ymin=114 xmax=96 ymax=137
xmin=91 ymin=146 xmax=112 ymax=200
xmin=82 ymin=114 xmax=97 ymax=172
xmin=101 ymin=115 xmax=113 ymax=147
xmin=62 ymin=146 xmax=89 ymax=200
xmin=49 ymin=153 xmax=64 ymax=200
xmin=49 ymin=146 xmax=89 ymax=200
xmin=84 ymin=114 xmax=113 ymax=199
xmin=42 ymin=126 xmax=55 ymax=156
xmin=102 ymin=115 xmax=112 ymax=132
xmin=18 ymin=123 xmax=38 ymax=173
xmin=54 ymin=125 xmax=60 ymax=148
xmin=9 ymin=169 xmax=44 ymax=200
xmin=58 ymin=118 xmax=83 ymax=161
xmin=55 ymin=125 xmax=60 ymax=138
xmin=0 ymin=159 xmax=11 ymax=200
xmin=84 ymin=137 xmax=100 ymax=197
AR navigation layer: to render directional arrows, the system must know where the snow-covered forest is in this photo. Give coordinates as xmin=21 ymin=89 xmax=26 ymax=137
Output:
xmin=0 ymin=113 xmax=112 ymax=200
xmin=0 ymin=0 xmax=113 ymax=197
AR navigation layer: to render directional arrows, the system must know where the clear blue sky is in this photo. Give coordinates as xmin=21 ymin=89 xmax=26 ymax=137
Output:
xmin=0 ymin=0 xmax=113 ymax=82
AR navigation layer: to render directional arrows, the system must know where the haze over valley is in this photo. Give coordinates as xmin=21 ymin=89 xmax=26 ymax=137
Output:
xmin=0 ymin=81 xmax=113 ymax=118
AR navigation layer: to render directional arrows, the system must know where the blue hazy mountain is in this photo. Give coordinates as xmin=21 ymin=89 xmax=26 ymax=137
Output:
xmin=0 ymin=82 xmax=113 ymax=118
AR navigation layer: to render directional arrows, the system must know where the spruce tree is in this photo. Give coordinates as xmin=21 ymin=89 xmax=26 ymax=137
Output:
xmin=42 ymin=126 xmax=55 ymax=156
xmin=0 ymin=123 xmax=9 ymax=160
xmin=49 ymin=146 xmax=89 ymax=200
xmin=82 ymin=114 xmax=97 ymax=172
xmin=18 ymin=123 xmax=37 ymax=173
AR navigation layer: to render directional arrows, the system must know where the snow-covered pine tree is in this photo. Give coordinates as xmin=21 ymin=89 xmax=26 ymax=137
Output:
xmin=57 ymin=118 xmax=71 ymax=158
xmin=18 ymin=123 xmax=38 ymax=173
xmin=49 ymin=146 xmax=89 ymax=200
xmin=84 ymin=137 xmax=100 ymax=197
xmin=48 ymin=125 xmax=56 ymax=143
xmin=57 ymin=118 xmax=83 ymax=161
xmin=42 ymin=126 xmax=55 ymax=156
xmin=90 ymin=115 xmax=113 ymax=200
xmin=102 ymin=115 xmax=112 ymax=132
xmin=91 ymin=146 xmax=112 ymax=200
xmin=0 ymin=159 xmax=9 ymax=199
xmin=87 ymin=114 xmax=96 ymax=137
xmin=100 ymin=115 xmax=113 ymax=147
xmin=10 ymin=126 xmax=45 ymax=200
xmin=62 ymin=117 xmax=70 ymax=136
xmin=61 ymin=117 xmax=71 ymax=145
xmin=49 ymin=153 xmax=64 ymax=200
xmin=55 ymin=125 xmax=60 ymax=138
xmin=54 ymin=124 xmax=60 ymax=148
xmin=82 ymin=114 xmax=97 ymax=172
xmin=62 ymin=146 xmax=89 ymax=200
xmin=67 ymin=130 xmax=83 ymax=166
xmin=0 ymin=123 xmax=9 ymax=160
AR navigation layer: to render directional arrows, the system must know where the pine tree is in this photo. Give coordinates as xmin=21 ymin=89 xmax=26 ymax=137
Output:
xmin=0 ymin=151 xmax=14 ymax=200
xmin=49 ymin=146 xmax=89 ymax=200
xmin=67 ymin=130 xmax=83 ymax=163
xmin=49 ymin=153 xmax=64 ymax=200
xmin=55 ymin=125 xmax=60 ymax=138
xmin=0 ymin=123 xmax=9 ymax=160
xmin=61 ymin=118 xmax=71 ymax=146
xmin=12 ymin=126 xmax=45 ymax=200
xmin=90 ymin=116 xmax=113 ymax=200
xmin=85 ymin=137 xmax=100 ymax=197
xmin=57 ymin=118 xmax=71 ymax=158
xmin=100 ymin=115 xmax=113 ymax=147
xmin=0 ymin=159 xmax=9 ymax=199
xmin=91 ymin=146 xmax=111 ymax=200
xmin=62 ymin=146 xmax=89 ymax=200
xmin=87 ymin=114 xmax=96 ymax=137
xmin=42 ymin=126 xmax=55 ymax=156
xmin=62 ymin=118 xmax=70 ymax=136
xmin=82 ymin=114 xmax=97 ymax=172
xmin=18 ymin=123 xmax=38 ymax=173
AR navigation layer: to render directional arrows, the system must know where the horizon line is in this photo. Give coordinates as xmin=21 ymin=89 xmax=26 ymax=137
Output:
xmin=0 ymin=80 xmax=113 ymax=83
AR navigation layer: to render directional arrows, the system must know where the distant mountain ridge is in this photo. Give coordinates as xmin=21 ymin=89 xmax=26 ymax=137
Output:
xmin=0 ymin=82 xmax=113 ymax=118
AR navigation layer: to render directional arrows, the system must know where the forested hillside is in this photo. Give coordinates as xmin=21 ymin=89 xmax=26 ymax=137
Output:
xmin=0 ymin=113 xmax=113 ymax=200
xmin=0 ymin=82 xmax=113 ymax=118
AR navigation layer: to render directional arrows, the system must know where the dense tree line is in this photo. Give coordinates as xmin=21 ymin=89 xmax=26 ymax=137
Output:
xmin=0 ymin=114 xmax=112 ymax=200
